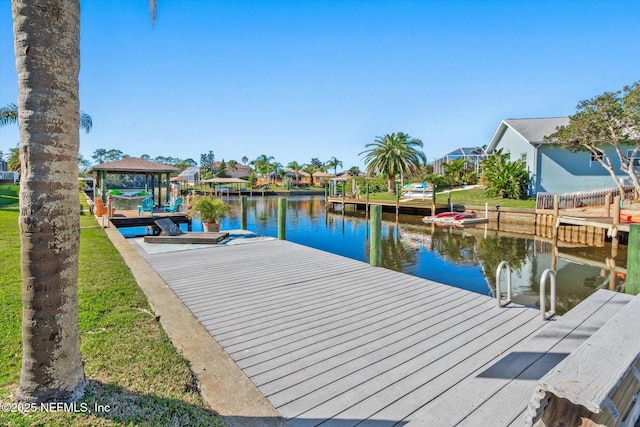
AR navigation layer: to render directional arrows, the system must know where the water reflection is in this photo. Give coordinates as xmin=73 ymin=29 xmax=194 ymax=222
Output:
xmin=218 ymin=196 xmax=627 ymax=314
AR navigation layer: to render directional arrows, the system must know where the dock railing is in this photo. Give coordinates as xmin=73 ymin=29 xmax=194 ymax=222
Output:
xmin=536 ymin=186 xmax=636 ymax=210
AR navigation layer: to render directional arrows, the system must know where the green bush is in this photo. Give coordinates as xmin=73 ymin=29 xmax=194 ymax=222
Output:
xmin=481 ymin=149 xmax=530 ymax=199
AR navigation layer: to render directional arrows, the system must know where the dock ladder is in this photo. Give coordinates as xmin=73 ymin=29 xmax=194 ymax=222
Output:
xmin=496 ymin=261 xmax=557 ymax=320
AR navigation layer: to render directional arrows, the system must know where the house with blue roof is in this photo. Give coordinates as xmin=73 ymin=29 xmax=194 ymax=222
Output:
xmin=486 ymin=117 xmax=636 ymax=195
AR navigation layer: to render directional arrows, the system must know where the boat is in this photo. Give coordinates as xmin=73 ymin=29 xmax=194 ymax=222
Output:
xmin=453 ymin=212 xmax=477 ymax=220
xmin=423 ymin=210 xmax=487 ymax=227
xmin=436 ymin=212 xmax=457 ymax=218
xmin=401 ymin=182 xmax=433 ymax=200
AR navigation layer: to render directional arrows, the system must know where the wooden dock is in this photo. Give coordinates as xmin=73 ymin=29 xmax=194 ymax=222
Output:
xmin=131 ymin=238 xmax=632 ymax=426
xmin=102 ymin=209 xmax=192 ymax=230
xmin=326 ymin=197 xmax=460 ymax=216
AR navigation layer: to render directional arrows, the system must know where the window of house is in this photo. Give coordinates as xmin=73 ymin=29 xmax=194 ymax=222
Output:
xmin=590 ymin=152 xmax=604 ymax=162
xmin=520 ymin=153 xmax=527 ymax=163
xmin=626 ymin=149 xmax=640 ymax=166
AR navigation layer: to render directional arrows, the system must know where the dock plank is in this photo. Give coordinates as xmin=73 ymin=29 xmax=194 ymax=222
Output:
xmin=407 ymin=290 xmax=633 ymax=427
xmin=132 ymin=238 xmax=631 ymax=426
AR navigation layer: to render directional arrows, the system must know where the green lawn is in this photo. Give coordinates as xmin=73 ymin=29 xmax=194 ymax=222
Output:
xmin=0 ymin=184 xmax=19 ymax=207
xmin=367 ymin=186 xmax=536 ymax=209
xmin=0 ymin=194 xmax=222 ymax=426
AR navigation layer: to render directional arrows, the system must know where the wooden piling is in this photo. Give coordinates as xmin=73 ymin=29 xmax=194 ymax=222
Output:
xmin=552 ymin=196 xmax=559 ymax=239
xmin=240 ymin=196 xmax=247 ymax=230
xmin=370 ymin=205 xmax=382 ymax=267
xmin=612 ymin=196 xmax=621 ymax=251
xmin=395 ymin=182 xmax=400 ymax=222
xmin=626 ymin=224 xmax=640 ymax=295
xmin=365 ymin=183 xmax=370 ymax=221
xmin=278 ymin=197 xmax=286 ymax=240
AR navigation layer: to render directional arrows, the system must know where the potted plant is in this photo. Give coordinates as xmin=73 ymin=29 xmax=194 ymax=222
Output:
xmin=188 ymin=195 xmax=230 ymax=232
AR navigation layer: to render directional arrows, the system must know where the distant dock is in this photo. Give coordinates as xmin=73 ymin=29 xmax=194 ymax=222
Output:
xmin=326 ymin=196 xmax=461 ymax=216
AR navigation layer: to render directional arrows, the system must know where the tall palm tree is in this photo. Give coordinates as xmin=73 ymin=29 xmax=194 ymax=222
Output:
xmin=359 ymin=132 xmax=426 ymax=194
xmin=0 ymin=102 xmax=93 ymax=133
xmin=12 ymin=0 xmax=86 ymax=403
xmin=287 ymin=161 xmax=302 ymax=187
xmin=326 ymin=156 xmax=343 ymax=175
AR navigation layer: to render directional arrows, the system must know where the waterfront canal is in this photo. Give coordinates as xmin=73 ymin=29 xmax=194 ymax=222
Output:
xmin=127 ymin=195 xmax=628 ymax=314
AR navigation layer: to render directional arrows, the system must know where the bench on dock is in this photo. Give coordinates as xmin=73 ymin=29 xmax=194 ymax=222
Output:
xmin=143 ymin=218 xmax=228 ymax=244
xmin=526 ymin=294 xmax=640 ymax=427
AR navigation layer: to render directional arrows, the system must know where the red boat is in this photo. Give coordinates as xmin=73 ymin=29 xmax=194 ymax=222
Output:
xmin=453 ymin=212 xmax=477 ymax=221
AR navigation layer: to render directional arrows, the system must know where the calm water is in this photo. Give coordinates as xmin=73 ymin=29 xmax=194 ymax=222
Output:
xmin=123 ymin=195 xmax=628 ymax=314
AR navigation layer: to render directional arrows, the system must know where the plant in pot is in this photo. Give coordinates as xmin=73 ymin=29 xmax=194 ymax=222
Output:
xmin=188 ymin=195 xmax=230 ymax=232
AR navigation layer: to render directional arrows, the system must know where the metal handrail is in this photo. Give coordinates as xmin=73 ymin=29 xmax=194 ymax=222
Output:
xmin=540 ymin=269 xmax=557 ymax=320
xmin=496 ymin=261 xmax=512 ymax=308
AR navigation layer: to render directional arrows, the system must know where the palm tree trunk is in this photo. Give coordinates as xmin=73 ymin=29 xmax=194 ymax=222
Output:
xmin=387 ymin=174 xmax=396 ymax=194
xmin=13 ymin=0 xmax=86 ymax=403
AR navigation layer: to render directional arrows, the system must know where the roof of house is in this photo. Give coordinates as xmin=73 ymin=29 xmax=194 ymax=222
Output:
xmin=89 ymin=157 xmax=179 ymax=174
xmin=487 ymin=117 xmax=570 ymax=152
xmin=441 ymin=147 xmax=487 ymax=158
xmin=503 ymin=117 xmax=570 ymax=144
xmin=179 ymin=166 xmax=200 ymax=177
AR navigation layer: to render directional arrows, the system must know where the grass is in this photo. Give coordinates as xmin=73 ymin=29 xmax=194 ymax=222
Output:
xmin=367 ymin=186 xmax=536 ymax=208
xmin=0 ymin=184 xmax=19 ymax=207
xmin=0 ymin=193 xmax=223 ymax=426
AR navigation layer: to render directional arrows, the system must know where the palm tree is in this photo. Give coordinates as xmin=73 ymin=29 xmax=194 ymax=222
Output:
xmin=251 ymin=154 xmax=275 ymax=185
xmin=359 ymin=132 xmax=427 ymax=194
xmin=0 ymin=103 xmax=18 ymax=126
xmin=8 ymin=145 xmax=21 ymax=173
xmin=326 ymin=156 xmax=343 ymax=175
xmin=227 ymin=159 xmax=238 ymax=176
xmin=1 ymin=102 xmax=93 ymax=133
xmin=287 ymin=161 xmax=302 ymax=187
xmin=301 ymin=163 xmax=318 ymax=186
xmin=12 ymin=0 xmax=86 ymax=403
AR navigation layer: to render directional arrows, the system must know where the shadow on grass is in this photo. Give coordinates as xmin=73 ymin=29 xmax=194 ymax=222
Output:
xmin=0 ymin=379 xmax=223 ymax=426
xmin=80 ymin=379 xmax=222 ymax=426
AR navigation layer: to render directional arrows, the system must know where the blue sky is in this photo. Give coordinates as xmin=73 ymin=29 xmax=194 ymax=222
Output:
xmin=1 ymin=0 xmax=640 ymax=171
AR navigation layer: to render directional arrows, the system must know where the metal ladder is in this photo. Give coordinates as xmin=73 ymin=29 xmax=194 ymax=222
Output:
xmin=496 ymin=261 xmax=557 ymax=320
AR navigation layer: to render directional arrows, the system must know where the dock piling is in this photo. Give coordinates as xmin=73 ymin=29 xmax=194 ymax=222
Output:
xmin=278 ymin=197 xmax=286 ymax=240
xmin=240 ymin=196 xmax=247 ymax=230
xmin=626 ymin=224 xmax=640 ymax=295
xmin=370 ymin=205 xmax=382 ymax=267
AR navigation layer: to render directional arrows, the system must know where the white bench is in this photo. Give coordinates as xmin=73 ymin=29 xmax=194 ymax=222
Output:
xmin=526 ymin=294 xmax=640 ymax=426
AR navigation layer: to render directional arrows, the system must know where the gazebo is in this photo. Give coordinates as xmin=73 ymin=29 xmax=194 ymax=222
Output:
xmin=89 ymin=158 xmax=179 ymax=207
xmin=201 ymin=177 xmax=249 ymax=195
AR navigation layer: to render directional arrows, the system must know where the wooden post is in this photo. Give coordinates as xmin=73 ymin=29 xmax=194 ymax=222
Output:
xmin=431 ymin=185 xmax=436 ymax=216
xmin=395 ymin=182 xmax=400 ymax=222
xmin=365 ymin=183 xmax=370 ymax=221
xmin=278 ymin=197 xmax=286 ymax=240
xmin=370 ymin=205 xmax=382 ymax=267
xmin=604 ymin=193 xmax=611 ymax=218
xmin=240 ymin=196 xmax=247 ymax=230
xmin=552 ymin=196 xmax=560 ymax=239
xmin=107 ymin=194 xmax=113 ymax=221
xmin=626 ymin=224 xmax=640 ymax=295
xmin=612 ymin=196 xmax=621 ymax=252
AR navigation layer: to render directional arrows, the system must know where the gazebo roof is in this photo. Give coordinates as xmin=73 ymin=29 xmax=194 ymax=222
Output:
xmin=89 ymin=158 xmax=180 ymax=174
